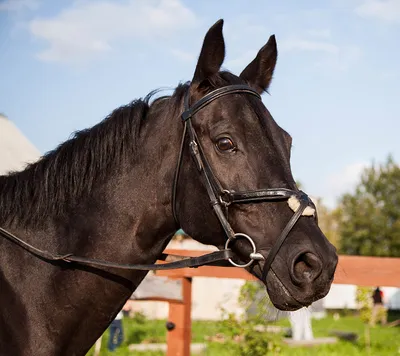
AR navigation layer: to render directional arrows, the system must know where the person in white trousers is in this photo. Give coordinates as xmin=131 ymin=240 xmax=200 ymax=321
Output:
xmin=289 ymin=307 xmax=314 ymax=341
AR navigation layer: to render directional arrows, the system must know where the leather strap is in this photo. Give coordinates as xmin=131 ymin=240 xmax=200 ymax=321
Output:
xmin=64 ymin=250 xmax=235 ymax=270
xmin=186 ymin=120 xmax=236 ymax=239
xmin=262 ymin=199 xmax=308 ymax=280
xmin=171 ymin=121 xmax=188 ymax=224
xmin=172 ymin=84 xmax=261 ymax=226
xmin=223 ymin=188 xmax=295 ymax=205
xmin=181 ymin=85 xmax=260 ymax=121
xmin=0 ymin=227 xmax=235 ymax=270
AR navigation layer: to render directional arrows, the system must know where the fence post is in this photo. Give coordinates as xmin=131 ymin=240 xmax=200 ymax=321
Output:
xmin=167 ymin=277 xmax=192 ymax=356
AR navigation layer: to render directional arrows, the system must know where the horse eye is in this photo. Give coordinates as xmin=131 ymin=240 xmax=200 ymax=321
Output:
xmin=216 ymin=137 xmax=235 ymax=152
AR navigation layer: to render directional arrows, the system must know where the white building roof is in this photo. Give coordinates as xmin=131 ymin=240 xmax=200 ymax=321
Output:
xmin=0 ymin=113 xmax=41 ymax=175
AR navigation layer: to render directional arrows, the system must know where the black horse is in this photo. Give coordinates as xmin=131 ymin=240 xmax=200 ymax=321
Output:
xmin=0 ymin=19 xmax=338 ymax=355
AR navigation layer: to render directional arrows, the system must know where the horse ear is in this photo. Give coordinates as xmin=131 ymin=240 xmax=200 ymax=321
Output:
xmin=239 ymin=35 xmax=278 ymax=94
xmin=192 ymin=19 xmax=225 ymax=85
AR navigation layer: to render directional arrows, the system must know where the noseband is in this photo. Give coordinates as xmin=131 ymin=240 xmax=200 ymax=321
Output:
xmin=172 ymin=84 xmax=316 ymax=271
xmin=0 ymin=84 xmax=316 ymax=275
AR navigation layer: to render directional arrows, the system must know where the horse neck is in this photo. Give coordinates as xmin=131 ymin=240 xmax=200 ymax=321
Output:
xmin=1 ymin=96 xmax=182 ymax=259
xmin=0 ymin=96 xmax=183 ymax=355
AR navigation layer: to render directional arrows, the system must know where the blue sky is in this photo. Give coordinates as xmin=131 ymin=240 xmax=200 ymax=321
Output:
xmin=0 ymin=0 xmax=399 ymax=208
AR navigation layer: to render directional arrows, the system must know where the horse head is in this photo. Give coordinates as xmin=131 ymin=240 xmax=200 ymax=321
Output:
xmin=174 ymin=20 xmax=338 ymax=311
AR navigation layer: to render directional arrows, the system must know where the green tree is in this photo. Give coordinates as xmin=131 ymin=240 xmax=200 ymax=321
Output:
xmin=337 ymin=155 xmax=400 ymax=257
xmin=314 ymin=197 xmax=341 ymax=250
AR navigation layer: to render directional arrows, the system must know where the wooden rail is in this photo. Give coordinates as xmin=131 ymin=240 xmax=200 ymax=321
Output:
xmin=160 ymin=249 xmax=400 ymax=287
xmin=151 ymin=250 xmax=400 ymax=356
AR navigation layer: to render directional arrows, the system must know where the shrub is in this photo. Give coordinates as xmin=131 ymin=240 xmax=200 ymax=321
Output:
xmin=218 ymin=281 xmax=281 ymax=355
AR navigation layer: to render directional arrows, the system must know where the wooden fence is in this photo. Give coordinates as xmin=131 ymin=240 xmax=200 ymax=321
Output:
xmin=140 ymin=249 xmax=400 ymax=356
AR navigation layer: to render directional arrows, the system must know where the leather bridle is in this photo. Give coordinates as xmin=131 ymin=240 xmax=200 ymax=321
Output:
xmin=0 ymin=84 xmax=316 ymax=275
xmin=172 ymin=84 xmax=316 ymax=271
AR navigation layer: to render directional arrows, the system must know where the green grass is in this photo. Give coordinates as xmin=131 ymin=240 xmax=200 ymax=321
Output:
xmin=87 ymin=313 xmax=400 ymax=356
xmin=274 ymin=314 xmax=400 ymax=355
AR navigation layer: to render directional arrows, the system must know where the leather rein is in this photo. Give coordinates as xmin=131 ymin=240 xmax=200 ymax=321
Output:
xmin=0 ymin=84 xmax=315 ymax=273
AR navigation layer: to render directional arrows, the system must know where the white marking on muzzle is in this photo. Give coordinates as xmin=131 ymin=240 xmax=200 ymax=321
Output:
xmin=288 ymin=196 xmax=315 ymax=216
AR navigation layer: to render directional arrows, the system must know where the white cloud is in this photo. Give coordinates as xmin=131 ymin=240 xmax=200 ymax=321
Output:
xmin=306 ymin=28 xmax=332 ymax=39
xmin=323 ymin=161 xmax=368 ymax=207
xmin=223 ymin=22 xmax=336 ymax=73
xmin=355 ymin=0 xmax=400 ymax=23
xmin=280 ymin=38 xmax=339 ymax=54
xmin=222 ymin=18 xmax=272 ymax=72
xmin=224 ymin=49 xmax=258 ymax=72
xmin=0 ymin=0 xmax=39 ymax=11
xmin=379 ymin=68 xmax=400 ymax=80
xmin=224 ymin=22 xmax=269 ymax=42
xmin=280 ymin=36 xmax=361 ymax=72
xmin=28 ymin=0 xmax=197 ymax=64
xmin=225 ymin=33 xmax=360 ymax=74
xmin=170 ymin=48 xmax=195 ymax=62
xmin=314 ymin=45 xmax=362 ymax=72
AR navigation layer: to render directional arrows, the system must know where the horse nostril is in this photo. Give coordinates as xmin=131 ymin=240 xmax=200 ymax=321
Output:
xmin=292 ymin=252 xmax=323 ymax=283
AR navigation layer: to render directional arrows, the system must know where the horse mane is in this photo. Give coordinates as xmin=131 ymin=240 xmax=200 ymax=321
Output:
xmin=0 ymin=86 xmax=188 ymax=227
xmin=0 ymin=72 xmax=256 ymax=228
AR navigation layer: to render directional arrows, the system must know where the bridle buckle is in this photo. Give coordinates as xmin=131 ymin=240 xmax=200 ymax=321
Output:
xmin=219 ymin=189 xmax=232 ymax=207
xmin=249 ymin=252 xmax=265 ymax=261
